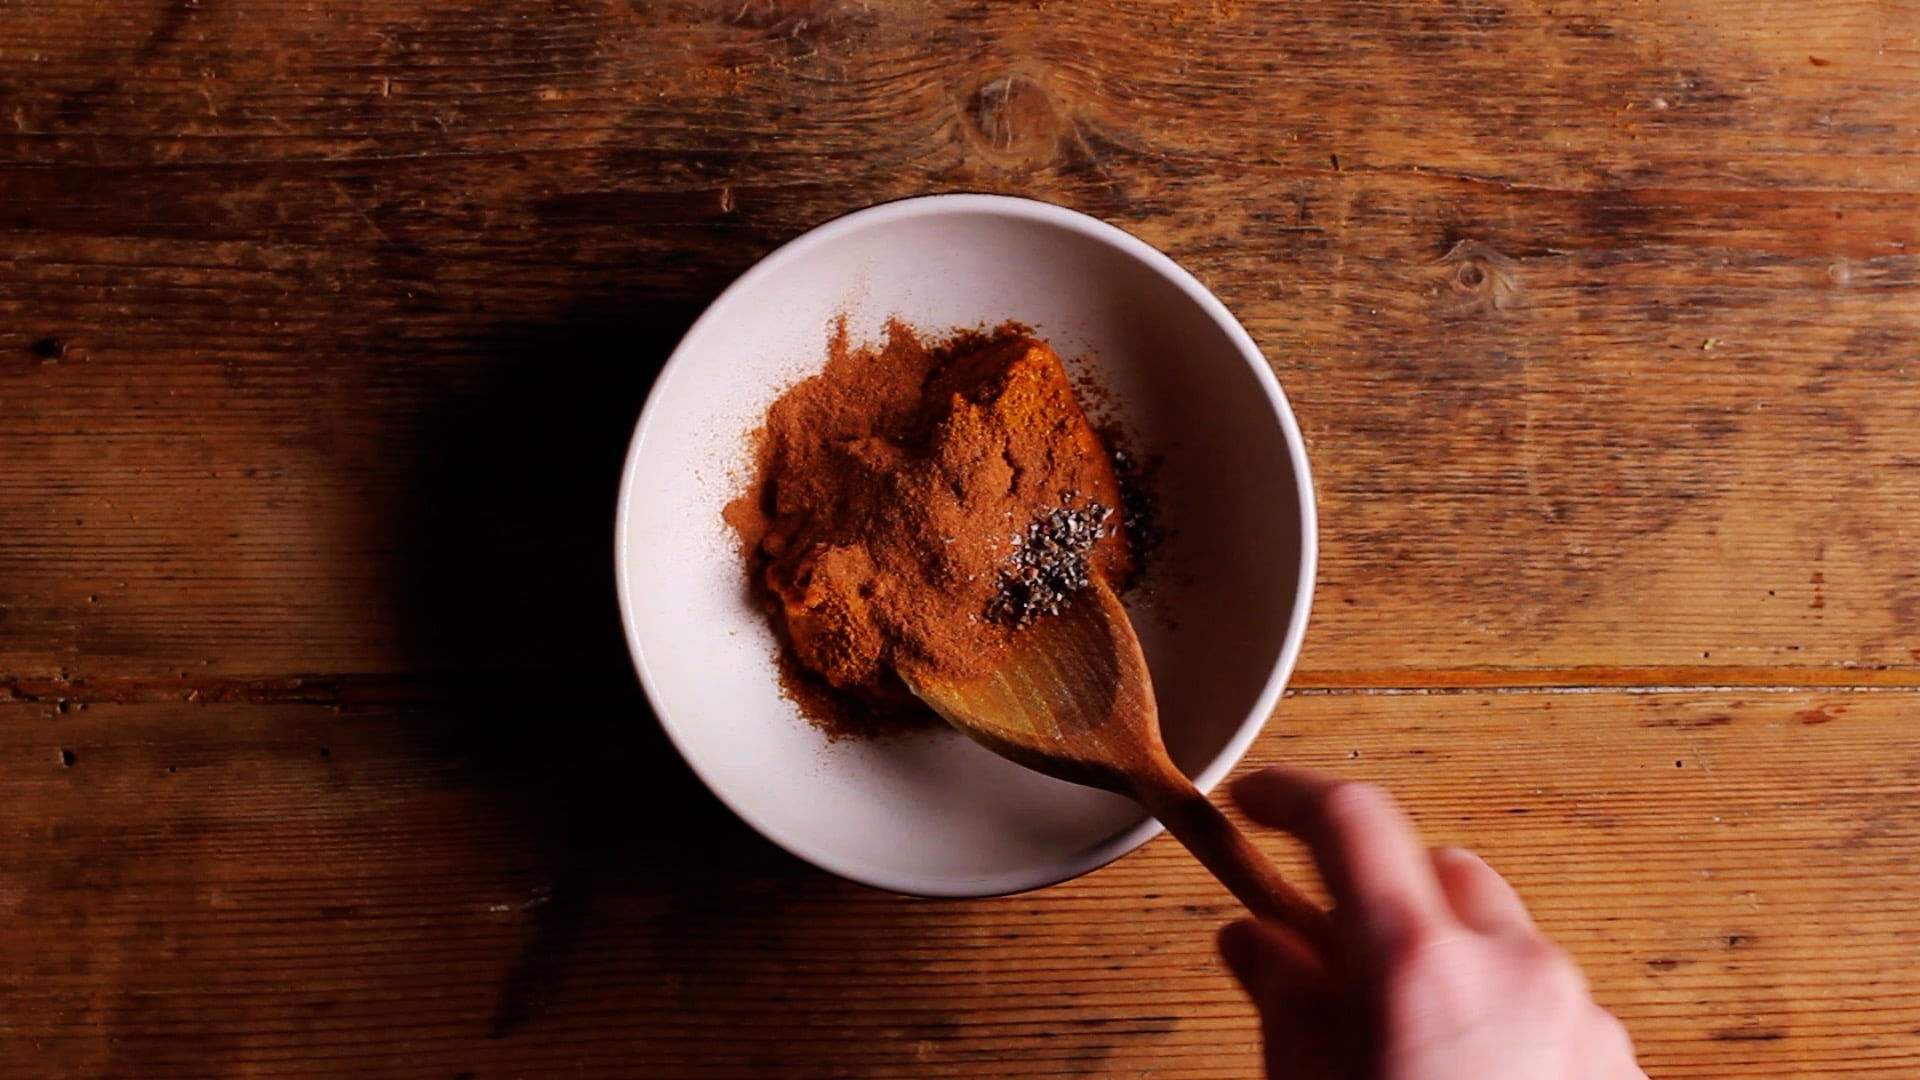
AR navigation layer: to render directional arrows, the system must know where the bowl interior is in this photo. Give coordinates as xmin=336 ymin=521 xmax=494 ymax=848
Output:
xmin=616 ymin=196 xmax=1312 ymax=897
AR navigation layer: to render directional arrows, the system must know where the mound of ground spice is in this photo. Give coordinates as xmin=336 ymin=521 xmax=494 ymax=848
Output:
xmin=724 ymin=320 xmax=1136 ymax=738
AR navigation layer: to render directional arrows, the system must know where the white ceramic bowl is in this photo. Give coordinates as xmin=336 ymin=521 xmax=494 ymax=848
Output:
xmin=615 ymin=194 xmax=1315 ymax=897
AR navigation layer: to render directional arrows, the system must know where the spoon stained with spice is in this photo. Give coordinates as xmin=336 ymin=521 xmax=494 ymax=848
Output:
xmin=895 ymin=573 xmax=1334 ymax=950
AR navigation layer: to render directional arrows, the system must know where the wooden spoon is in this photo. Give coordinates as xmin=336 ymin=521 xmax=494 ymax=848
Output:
xmin=897 ymin=575 xmax=1332 ymax=948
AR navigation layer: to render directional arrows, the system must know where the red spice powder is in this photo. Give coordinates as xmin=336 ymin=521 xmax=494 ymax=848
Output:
xmin=724 ymin=319 xmax=1136 ymax=738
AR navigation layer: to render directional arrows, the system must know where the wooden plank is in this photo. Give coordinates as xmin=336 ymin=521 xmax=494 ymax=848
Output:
xmin=3 ymin=690 xmax=1915 ymax=1076
xmin=4 ymin=2 xmax=1918 ymax=683
xmin=3 ymin=182 xmax=1916 ymax=681
xmin=2 ymin=1 xmax=1917 ymax=179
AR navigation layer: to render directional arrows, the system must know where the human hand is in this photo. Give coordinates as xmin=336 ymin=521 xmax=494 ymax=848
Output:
xmin=1217 ymin=767 xmax=1647 ymax=1080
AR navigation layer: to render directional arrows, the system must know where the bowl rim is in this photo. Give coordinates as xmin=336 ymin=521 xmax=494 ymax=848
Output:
xmin=613 ymin=192 xmax=1318 ymax=897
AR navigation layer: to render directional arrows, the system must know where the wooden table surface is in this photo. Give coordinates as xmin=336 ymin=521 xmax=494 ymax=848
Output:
xmin=5 ymin=1 xmax=1919 ymax=1076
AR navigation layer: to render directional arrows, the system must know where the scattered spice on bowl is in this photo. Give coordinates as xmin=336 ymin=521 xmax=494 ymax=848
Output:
xmin=725 ymin=319 xmax=1143 ymax=738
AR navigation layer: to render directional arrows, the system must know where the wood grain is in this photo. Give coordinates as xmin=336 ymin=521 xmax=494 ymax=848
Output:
xmin=3 ymin=692 xmax=1916 ymax=1077
xmin=4 ymin=0 xmax=1918 ymax=681
xmin=5 ymin=0 xmax=1920 ymax=1074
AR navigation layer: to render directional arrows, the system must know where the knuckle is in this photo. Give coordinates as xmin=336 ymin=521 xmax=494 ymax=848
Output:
xmin=1515 ymin=933 xmax=1574 ymax=969
xmin=1323 ymin=780 xmax=1389 ymax=825
xmin=1495 ymin=935 xmax=1592 ymax=1001
xmin=1386 ymin=926 xmax=1475 ymax=982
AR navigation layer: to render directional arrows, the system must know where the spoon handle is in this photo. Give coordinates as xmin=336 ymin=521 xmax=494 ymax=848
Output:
xmin=1137 ymin=764 xmax=1336 ymax=953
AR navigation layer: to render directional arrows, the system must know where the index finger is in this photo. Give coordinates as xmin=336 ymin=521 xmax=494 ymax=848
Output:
xmin=1230 ymin=766 xmax=1457 ymax=955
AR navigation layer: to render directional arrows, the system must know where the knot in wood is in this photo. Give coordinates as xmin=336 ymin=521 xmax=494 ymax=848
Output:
xmin=964 ymin=74 xmax=1062 ymax=169
xmin=1431 ymin=239 xmax=1521 ymax=314
xmin=723 ymin=0 xmax=867 ymax=53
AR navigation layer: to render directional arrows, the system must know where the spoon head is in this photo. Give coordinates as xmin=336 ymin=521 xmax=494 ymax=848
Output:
xmin=898 ymin=577 xmax=1166 ymax=795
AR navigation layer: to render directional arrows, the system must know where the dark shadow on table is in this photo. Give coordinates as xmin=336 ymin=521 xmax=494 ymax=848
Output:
xmin=383 ymin=290 xmax=1112 ymax=1075
xmin=391 ymin=295 xmax=811 ymax=1037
